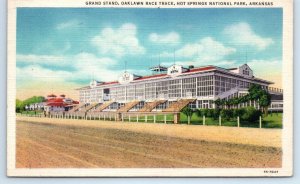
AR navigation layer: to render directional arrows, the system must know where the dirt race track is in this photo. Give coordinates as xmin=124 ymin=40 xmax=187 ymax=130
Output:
xmin=16 ymin=117 xmax=282 ymax=168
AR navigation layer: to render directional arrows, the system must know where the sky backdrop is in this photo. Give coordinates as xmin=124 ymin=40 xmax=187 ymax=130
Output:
xmin=17 ymin=8 xmax=283 ymax=100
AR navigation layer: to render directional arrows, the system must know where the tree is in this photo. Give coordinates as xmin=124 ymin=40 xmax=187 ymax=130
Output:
xmin=214 ymin=98 xmax=222 ymax=109
xmin=259 ymin=91 xmax=271 ymax=115
xmin=248 ymin=84 xmax=262 ymax=100
xmin=16 ymin=99 xmax=24 ymax=113
xmin=15 ymin=96 xmax=46 ymax=112
xmin=181 ymin=107 xmax=194 ymax=125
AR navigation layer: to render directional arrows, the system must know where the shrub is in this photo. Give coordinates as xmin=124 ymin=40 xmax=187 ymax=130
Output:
xmin=241 ymin=107 xmax=261 ymax=122
xmin=220 ymin=109 xmax=234 ymax=121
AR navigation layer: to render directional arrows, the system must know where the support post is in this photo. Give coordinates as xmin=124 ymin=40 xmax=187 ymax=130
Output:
xmin=154 ymin=115 xmax=156 ymax=123
xmin=145 ymin=115 xmax=147 ymax=123
xmin=237 ymin=116 xmax=240 ymax=127
xmin=173 ymin=113 xmax=180 ymax=124
xmin=259 ymin=116 xmax=262 ymax=128
xmin=219 ymin=116 xmax=221 ymax=126
xmin=137 ymin=115 xmax=139 ymax=122
xmin=164 ymin=114 xmax=167 ymax=124
xmin=129 ymin=114 xmax=131 ymax=122
xmin=203 ymin=116 xmax=205 ymax=125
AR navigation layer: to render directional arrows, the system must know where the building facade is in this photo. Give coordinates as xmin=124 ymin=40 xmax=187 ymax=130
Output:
xmin=77 ymin=64 xmax=282 ymax=110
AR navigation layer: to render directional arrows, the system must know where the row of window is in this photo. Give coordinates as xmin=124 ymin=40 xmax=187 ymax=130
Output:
xmin=80 ymin=74 xmax=266 ymax=103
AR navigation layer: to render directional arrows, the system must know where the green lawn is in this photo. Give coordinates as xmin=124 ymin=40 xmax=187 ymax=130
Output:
xmin=19 ymin=111 xmax=43 ymax=115
xmin=262 ymin=113 xmax=283 ymax=128
xmin=18 ymin=110 xmax=283 ymax=128
xmin=180 ymin=112 xmax=283 ymax=128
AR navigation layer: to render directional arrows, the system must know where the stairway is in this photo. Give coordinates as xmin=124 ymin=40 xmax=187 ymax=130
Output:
xmin=117 ymin=101 xmax=141 ymax=112
xmin=68 ymin=104 xmax=85 ymax=113
xmin=163 ymin=99 xmax=196 ymax=112
xmin=217 ymin=87 xmax=240 ymax=99
xmin=84 ymin=103 xmax=100 ymax=112
xmin=138 ymin=100 xmax=167 ymax=112
xmin=95 ymin=101 xmax=115 ymax=112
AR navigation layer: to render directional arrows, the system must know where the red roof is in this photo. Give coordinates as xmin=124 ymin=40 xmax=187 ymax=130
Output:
xmin=46 ymin=97 xmax=78 ymax=107
xmin=46 ymin=98 xmax=66 ymax=107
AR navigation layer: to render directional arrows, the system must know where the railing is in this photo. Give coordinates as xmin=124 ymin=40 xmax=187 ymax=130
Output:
xmin=268 ymin=87 xmax=283 ymax=94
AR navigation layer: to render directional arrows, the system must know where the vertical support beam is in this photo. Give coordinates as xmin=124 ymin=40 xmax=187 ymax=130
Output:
xmin=259 ymin=116 xmax=262 ymax=128
xmin=164 ymin=114 xmax=167 ymax=124
xmin=237 ymin=116 xmax=240 ymax=127
xmin=154 ymin=115 xmax=156 ymax=123
xmin=137 ymin=114 xmax=139 ymax=122
xmin=203 ymin=116 xmax=205 ymax=125
xmin=180 ymin=79 xmax=183 ymax=98
xmin=219 ymin=116 xmax=221 ymax=126
xmin=145 ymin=115 xmax=147 ymax=123
xmin=195 ymin=77 xmax=198 ymax=98
xmin=173 ymin=113 xmax=180 ymax=124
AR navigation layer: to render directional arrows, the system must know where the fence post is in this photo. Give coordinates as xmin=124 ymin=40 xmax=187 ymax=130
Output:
xmin=145 ymin=115 xmax=147 ymax=123
xmin=137 ymin=115 xmax=139 ymax=122
xmin=219 ymin=116 xmax=221 ymax=126
xmin=164 ymin=114 xmax=167 ymax=124
xmin=154 ymin=115 xmax=156 ymax=123
xmin=129 ymin=114 xmax=131 ymax=122
xmin=237 ymin=116 xmax=240 ymax=127
xmin=122 ymin=113 xmax=124 ymax=122
xmin=203 ymin=116 xmax=205 ymax=125
xmin=259 ymin=116 xmax=262 ymax=128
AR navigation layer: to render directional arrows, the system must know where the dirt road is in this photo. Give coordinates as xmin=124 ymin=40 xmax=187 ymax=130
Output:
xmin=16 ymin=119 xmax=282 ymax=168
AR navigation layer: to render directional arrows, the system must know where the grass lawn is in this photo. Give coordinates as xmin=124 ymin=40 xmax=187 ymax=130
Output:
xmin=262 ymin=113 xmax=283 ymax=128
xmin=180 ymin=112 xmax=283 ymax=128
xmin=19 ymin=111 xmax=43 ymax=115
xmin=18 ymin=110 xmax=282 ymax=128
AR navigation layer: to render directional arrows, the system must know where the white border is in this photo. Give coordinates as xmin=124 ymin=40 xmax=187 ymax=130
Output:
xmin=7 ymin=0 xmax=293 ymax=177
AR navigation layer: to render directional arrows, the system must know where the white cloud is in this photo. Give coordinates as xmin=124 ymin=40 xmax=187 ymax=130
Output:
xmin=91 ymin=23 xmax=145 ymax=58
xmin=223 ymin=22 xmax=274 ymax=50
xmin=149 ymin=32 xmax=180 ymax=45
xmin=160 ymin=37 xmax=236 ymax=62
xmin=17 ymin=65 xmax=73 ymax=82
xmin=56 ymin=20 xmax=80 ymax=30
xmin=17 ymin=53 xmax=122 ymax=84
xmin=17 ymin=54 xmax=69 ymax=66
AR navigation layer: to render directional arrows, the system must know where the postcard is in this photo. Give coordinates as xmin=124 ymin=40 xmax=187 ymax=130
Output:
xmin=7 ymin=0 xmax=293 ymax=177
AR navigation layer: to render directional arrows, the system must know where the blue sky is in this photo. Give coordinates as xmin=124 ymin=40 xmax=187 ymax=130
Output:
xmin=16 ymin=8 xmax=282 ymax=99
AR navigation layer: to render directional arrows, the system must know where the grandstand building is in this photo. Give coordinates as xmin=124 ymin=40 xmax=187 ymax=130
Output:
xmin=76 ymin=64 xmax=283 ymax=113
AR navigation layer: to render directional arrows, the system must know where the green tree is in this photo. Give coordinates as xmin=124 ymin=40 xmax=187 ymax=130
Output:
xmin=259 ymin=91 xmax=271 ymax=115
xmin=16 ymin=99 xmax=24 ymax=113
xmin=214 ymin=98 xmax=222 ymax=109
xmin=248 ymin=84 xmax=262 ymax=100
xmin=181 ymin=107 xmax=194 ymax=125
xmin=16 ymin=96 xmax=45 ymax=112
